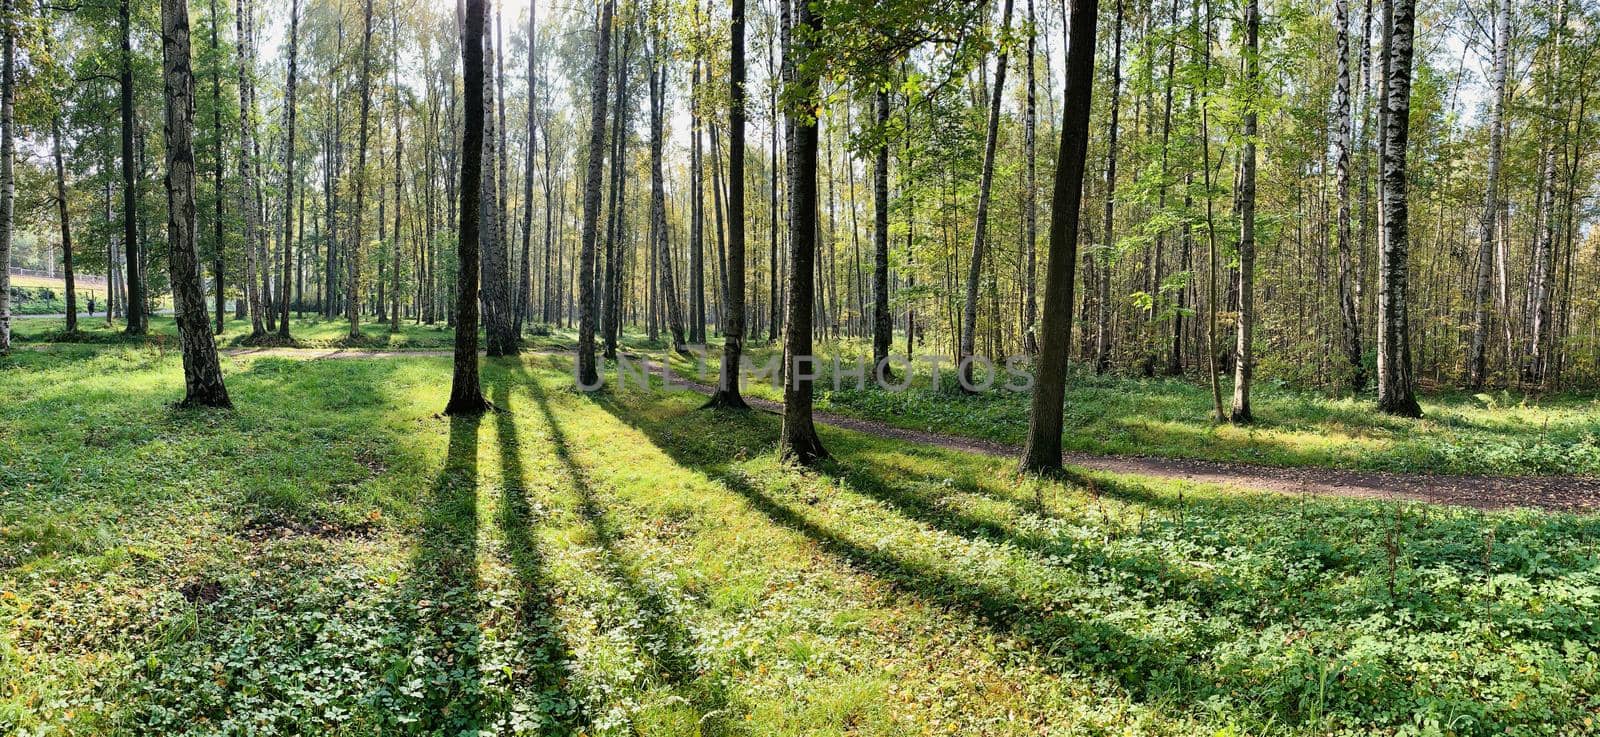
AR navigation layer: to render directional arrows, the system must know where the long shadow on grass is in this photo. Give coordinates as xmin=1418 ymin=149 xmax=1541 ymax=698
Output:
xmin=590 ymin=393 xmax=1198 ymax=703
xmin=815 ymin=442 xmax=1241 ymax=609
xmin=514 ymin=369 xmax=734 ymax=727
xmin=385 ymin=415 xmax=489 ymax=734
xmin=485 ymin=379 xmax=586 ymax=734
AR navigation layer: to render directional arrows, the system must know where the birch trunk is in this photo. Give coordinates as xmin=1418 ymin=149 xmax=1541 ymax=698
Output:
xmin=1376 ymin=0 xmax=1421 ymax=417
xmin=1335 ymin=0 xmax=1367 ymax=389
xmin=161 ymin=0 xmax=231 ymax=407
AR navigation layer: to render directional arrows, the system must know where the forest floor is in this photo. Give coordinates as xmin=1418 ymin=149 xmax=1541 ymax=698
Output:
xmin=16 ymin=316 xmax=1600 ymax=508
xmin=4 ymin=344 xmax=1599 ymax=735
xmin=90 ymin=342 xmax=1600 ymax=513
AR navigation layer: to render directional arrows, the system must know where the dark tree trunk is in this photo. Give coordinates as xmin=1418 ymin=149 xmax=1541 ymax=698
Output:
xmin=1021 ymin=0 xmax=1038 ymax=356
xmin=959 ymin=0 xmax=1014 ymax=388
xmin=602 ymin=25 xmax=634 ymax=360
xmin=576 ymin=0 xmax=615 ymax=387
xmin=53 ymin=116 xmax=78 ymax=333
xmin=390 ymin=7 xmax=403 ymax=334
xmin=208 ymin=0 xmax=225 ymax=335
xmin=649 ymin=14 xmax=686 ymax=351
xmin=871 ymin=90 xmax=892 ymax=372
xmin=235 ymin=0 xmax=266 ymax=338
xmin=779 ymin=0 xmax=827 ymax=464
xmin=1093 ymin=0 xmax=1124 ymax=374
xmin=1468 ymin=0 xmax=1509 ymax=389
xmin=1020 ymin=0 xmax=1098 ymax=474
xmin=278 ymin=0 xmax=300 ymax=339
xmin=706 ymin=0 xmax=749 ymax=409
xmin=481 ymin=4 xmax=516 ymax=355
xmin=161 ymin=0 xmax=231 ymax=407
xmin=348 ymin=0 xmax=375 ymax=340
xmin=689 ymin=42 xmax=706 ymax=344
xmin=517 ymin=0 xmax=537 ymax=335
xmin=121 ymin=0 xmax=147 ymax=335
xmin=0 ymin=0 xmax=11 ymax=352
xmin=767 ymin=31 xmax=780 ymax=343
xmin=446 ymin=0 xmax=490 ymax=416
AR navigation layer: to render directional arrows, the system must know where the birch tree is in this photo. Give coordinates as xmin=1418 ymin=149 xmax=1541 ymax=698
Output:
xmin=161 ymin=0 xmax=232 ymax=407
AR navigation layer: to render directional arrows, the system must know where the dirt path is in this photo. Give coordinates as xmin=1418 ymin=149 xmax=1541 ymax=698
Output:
xmin=205 ymin=346 xmax=1600 ymax=512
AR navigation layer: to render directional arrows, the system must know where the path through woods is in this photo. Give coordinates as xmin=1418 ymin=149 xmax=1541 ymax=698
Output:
xmin=192 ymin=345 xmax=1600 ymax=512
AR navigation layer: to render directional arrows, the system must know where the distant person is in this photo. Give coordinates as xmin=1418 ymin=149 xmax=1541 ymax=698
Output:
xmin=88 ymin=296 xmax=97 ymax=316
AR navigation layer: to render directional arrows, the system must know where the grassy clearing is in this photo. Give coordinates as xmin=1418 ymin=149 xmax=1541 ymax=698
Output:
xmin=3 ymin=346 xmax=1598 ymax=735
xmin=7 ymin=275 xmax=112 ymax=316
xmin=639 ymin=339 xmax=1600 ymax=477
xmin=10 ymin=314 xmax=458 ymax=350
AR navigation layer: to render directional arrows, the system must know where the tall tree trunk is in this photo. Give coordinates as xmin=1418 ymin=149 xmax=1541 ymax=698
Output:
xmin=1021 ymin=0 xmax=1038 ymax=356
xmin=1093 ymin=0 xmax=1124 ymax=374
xmin=348 ymin=0 xmax=375 ymax=340
xmin=1147 ymin=0 xmax=1178 ymax=375
xmin=1525 ymin=144 xmax=1558 ymax=385
xmin=1334 ymin=0 xmax=1366 ymax=389
xmin=779 ymin=0 xmax=827 ymax=464
xmin=1466 ymin=2 xmax=1509 ymax=389
xmin=390 ymin=5 xmax=404 ymax=334
xmin=1230 ymin=0 xmax=1258 ymax=422
xmin=161 ymin=0 xmax=231 ymax=407
xmin=120 ymin=0 xmax=147 ymax=335
xmin=1376 ymin=0 xmax=1421 ymax=416
xmin=480 ymin=4 xmax=517 ymax=354
xmin=767 ymin=30 xmax=780 ymax=343
xmin=207 ymin=0 xmax=225 ymax=334
xmin=602 ymin=24 xmax=633 ymax=360
xmin=278 ymin=0 xmax=300 ymax=339
xmin=959 ymin=0 xmax=1014 ymax=388
xmin=1020 ymin=0 xmax=1098 ymax=474
xmin=689 ymin=37 xmax=706 ymax=345
xmin=871 ymin=90 xmax=892 ymax=372
xmin=446 ymin=0 xmax=490 ymax=415
xmin=0 ymin=0 xmax=10 ymax=352
xmin=517 ymin=0 xmax=537 ymax=336
xmin=576 ymin=0 xmax=615 ymax=387
xmin=235 ymin=0 xmax=266 ymax=338
xmin=52 ymin=116 xmax=78 ymax=333
xmin=1201 ymin=0 xmax=1224 ymax=420
xmin=707 ymin=0 xmax=750 ymax=408
xmin=649 ymin=15 xmax=686 ymax=351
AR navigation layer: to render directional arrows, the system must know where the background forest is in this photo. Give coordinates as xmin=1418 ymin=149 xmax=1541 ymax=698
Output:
xmin=3 ymin=0 xmax=1597 ymax=395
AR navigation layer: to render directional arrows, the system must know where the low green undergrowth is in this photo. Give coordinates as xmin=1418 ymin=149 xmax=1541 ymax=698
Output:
xmin=645 ymin=341 xmax=1600 ymax=477
xmin=4 ymin=348 xmax=1599 ymax=735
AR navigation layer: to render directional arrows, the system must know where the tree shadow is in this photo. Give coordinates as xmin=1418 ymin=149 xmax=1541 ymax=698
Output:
xmin=484 ymin=380 xmax=589 ymax=734
xmin=382 ymin=414 xmax=489 ymax=734
xmin=589 ymin=393 xmax=1198 ymax=702
xmin=506 ymin=367 xmax=732 ymax=726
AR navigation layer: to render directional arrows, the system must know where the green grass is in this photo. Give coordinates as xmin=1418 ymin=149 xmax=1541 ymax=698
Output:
xmin=636 ymin=339 xmax=1600 ymax=477
xmin=8 ymin=275 xmax=113 ymax=315
xmin=3 ymin=346 xmax=1599 ymax=735
xmin=11 ymin=314 xmax=458 ymax=350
